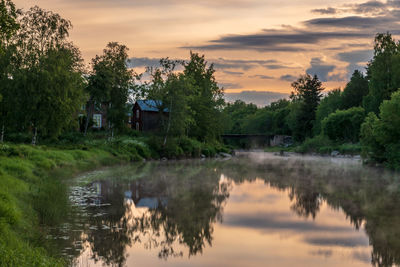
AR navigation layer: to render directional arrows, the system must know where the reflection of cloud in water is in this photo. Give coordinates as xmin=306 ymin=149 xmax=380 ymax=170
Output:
xmin=224 ymin=212 xmax=354 ymax=233
xmin=304 ymin=236 xmax=369 ymax=247
xmin=309 ymin=249 xmax=333 ymax=258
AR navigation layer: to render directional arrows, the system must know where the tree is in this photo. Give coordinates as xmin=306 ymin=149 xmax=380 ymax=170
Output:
xmin=223 ymin=100 xmax=258 ymax=134
xmin=313 ymin=89 xmax=342 ymax=135
xmin=363 ymin=33 xmax=400 ymax=114
xmin=0 ymin=0 xmax=19 ymax=46
xmin=289 ymin=74 xmax=324 ymax=141
xmin=242 ymin=108 xmax=275 ymax=135
xmin=322 ymin=107 xmax=365 ymax=143
xmin=341 ymin=70 xmax=369 ymax=109
xmin=183 ymin=52 xmax=224 ymax=141
xmin=134 ymin=58 xmax=192 ymax=144
xmin=361 ymin=90 xmax=400 ymax=168
xmin=13 ymin=6 xmax=84 ymax=143
xmin=0 ymin=0 xmax=19 ymax=142
xmin=85 ymin=42 xmax=134 ymax=135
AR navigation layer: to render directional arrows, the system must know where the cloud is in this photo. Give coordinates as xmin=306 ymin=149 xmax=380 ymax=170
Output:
xmin=222 ymin=70 xmax=244 ymax=76
xmin=346 ymin=63 xmax=367 ymax=78
xmin=311 ymin=7 xmax=337 ymax=15
xmin=128 ymin=56 xmax=292 ymax=77
xmin=355 ymin=1 xmax=387 ymax=13
xmin=183 ymin=1 xmax=400 ymax=53
xmin=183 ymin=28 xmax=372 ymax=52
xmin=224 ymin=91 xmax=289 ymax=106
xmin=388 ymin=0 xmax=400 ymax=8
xmin=248 ymin=74 xmax=274 ymax=79
xmin=210 ymin=58 xmax=291 ymax=71
xmin=128 ymin=57 xmax=163 ymax=68
xmin=264 ymin=64 xmax=293 ymax=70
xmin=219 ymin=82 xmax=243 ymax=89
xmin=280 ymin=74 xmax=298 ymax=82
xmin=337 ymin=49 xmax=373 ymax=63
xmin=304 ymin=15 xmax=396 ymax=30
xmin=349 ymin=0 xmax=388 ymax=15
xmin=65 ymin=0 xmax=268 ymax=9
xmin=306 ymin=57 xmax=337 ymax=82
xmin=337 ymin=49 xmax=373 ymax=79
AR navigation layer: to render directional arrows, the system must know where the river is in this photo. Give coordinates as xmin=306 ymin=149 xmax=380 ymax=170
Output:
xmin=47 ymin=152 xmax=400 ymax=267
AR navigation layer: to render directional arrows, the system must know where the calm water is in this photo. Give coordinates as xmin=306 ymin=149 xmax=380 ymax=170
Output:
xmin=48 ymin=152 xmax=400 ymax=267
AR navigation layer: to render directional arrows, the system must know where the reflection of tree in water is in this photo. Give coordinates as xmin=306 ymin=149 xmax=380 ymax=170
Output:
xmin=76 ymin=162 xmax=230 ymax=264
xmin=129 ymin=178 xmax=230 ymax=259
xmin=288 ymin=188 xmax=321 ymax=219
xmin=58 ymin=156 xmax=400 ymax=267
xmin=85 ymin=181 xmax=131 ymax=267
xmin=127 ymin=164 xmax=231 ymax=259
xmin=219 ymin=156 xmax=400 ymax=267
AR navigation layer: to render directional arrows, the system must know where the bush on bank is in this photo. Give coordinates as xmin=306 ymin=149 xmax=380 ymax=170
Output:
xmin=361 ymin=90 xmax=400 ymax=169
xmin=294 ymin=135 xmax=361 ymax=155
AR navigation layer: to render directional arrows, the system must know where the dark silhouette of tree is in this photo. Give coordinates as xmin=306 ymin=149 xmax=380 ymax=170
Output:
xmin=363 ymin=33 xmax=400 ymax=114
xmin=342 ymin=70 xmax=369 ymax=109
xmin=289 ymin=74 xmax=324 ymax=141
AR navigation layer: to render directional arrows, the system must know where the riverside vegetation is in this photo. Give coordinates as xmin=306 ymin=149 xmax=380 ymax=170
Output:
xmin=0 ymin=134 xmax=229 ymax=266
xmin=223 ymin=33 xmax=400 ymax=169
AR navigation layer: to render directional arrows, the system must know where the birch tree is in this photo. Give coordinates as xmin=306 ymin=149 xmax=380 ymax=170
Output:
xmin=85 ymin=42 xmax=134 ymax=136
xmin=15 ymin=6 xmax=84 ymax=144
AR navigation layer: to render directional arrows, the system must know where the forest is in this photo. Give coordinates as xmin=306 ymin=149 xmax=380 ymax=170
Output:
xmin=224 ymin=33 xmax=400 ymax=169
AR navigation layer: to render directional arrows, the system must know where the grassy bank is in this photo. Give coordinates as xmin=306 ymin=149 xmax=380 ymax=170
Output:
xmin=0 ymin=136 xmax=228 ymax=266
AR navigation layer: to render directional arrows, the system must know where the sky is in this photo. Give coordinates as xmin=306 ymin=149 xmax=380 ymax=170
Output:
xmin=14 ymin=0 xmax=400 ymax=93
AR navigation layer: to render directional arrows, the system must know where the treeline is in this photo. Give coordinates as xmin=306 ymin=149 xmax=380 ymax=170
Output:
xmin=0 ymin=1 xmax=225 ymax=146
xmin=224 ymin=33 xmax=400 ymax=168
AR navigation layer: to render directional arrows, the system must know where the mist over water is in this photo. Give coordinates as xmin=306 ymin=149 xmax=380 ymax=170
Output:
xmin=48 ymin=152 xmax=400 ymax=267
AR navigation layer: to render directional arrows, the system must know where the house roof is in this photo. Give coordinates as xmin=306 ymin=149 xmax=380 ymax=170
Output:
xmin=136 ymin=100 xmax=169 ymax=112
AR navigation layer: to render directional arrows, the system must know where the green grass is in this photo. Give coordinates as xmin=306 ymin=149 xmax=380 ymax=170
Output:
xmin=0 ymin=143 xmax=137 ymax=266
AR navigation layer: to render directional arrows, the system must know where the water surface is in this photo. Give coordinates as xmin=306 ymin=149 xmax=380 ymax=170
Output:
xmin=49 ymin=152 xmax=400 ymax=267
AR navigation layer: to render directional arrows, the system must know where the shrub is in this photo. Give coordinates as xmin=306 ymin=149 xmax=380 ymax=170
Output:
xmin=361 ymin=90 xmax=400 ymax=168
xmin=295 ymin=135 xmax=333 ymax=154
xmin=6 ymin=133 xmax=32 ymax=143
xmin=201 ymin=143 xmax=217 ymax=157
xmin=57 ymin=132 xmax=85 ymax=144
xmin=178 ymin=137 xmax=202 ymax=157
xmin=322 ymin=107 xmax=365 ymax=142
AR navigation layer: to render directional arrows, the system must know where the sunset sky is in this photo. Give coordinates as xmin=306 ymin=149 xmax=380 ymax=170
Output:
xmin=14 ymin=0 xmax=400 ymax=93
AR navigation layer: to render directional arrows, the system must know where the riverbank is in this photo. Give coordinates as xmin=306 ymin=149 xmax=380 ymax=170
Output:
xmin=263 ymin=138 xmax=362 ymax=157
xmin=0 ymin=138 xmax=228 ymax=266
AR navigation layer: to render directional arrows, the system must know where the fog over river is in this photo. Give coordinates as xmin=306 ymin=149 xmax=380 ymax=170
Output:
xmin=47 ymin=152 xmax=400 ymax=267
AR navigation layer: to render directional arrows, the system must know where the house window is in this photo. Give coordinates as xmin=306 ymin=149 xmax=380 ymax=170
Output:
xmin=93 ymin=114 xmax=102 ymax=128
xmin=136 ymin=109 xmax=140 ymax=119
xmin=136 ymin=122 xmax=140 ymax=131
